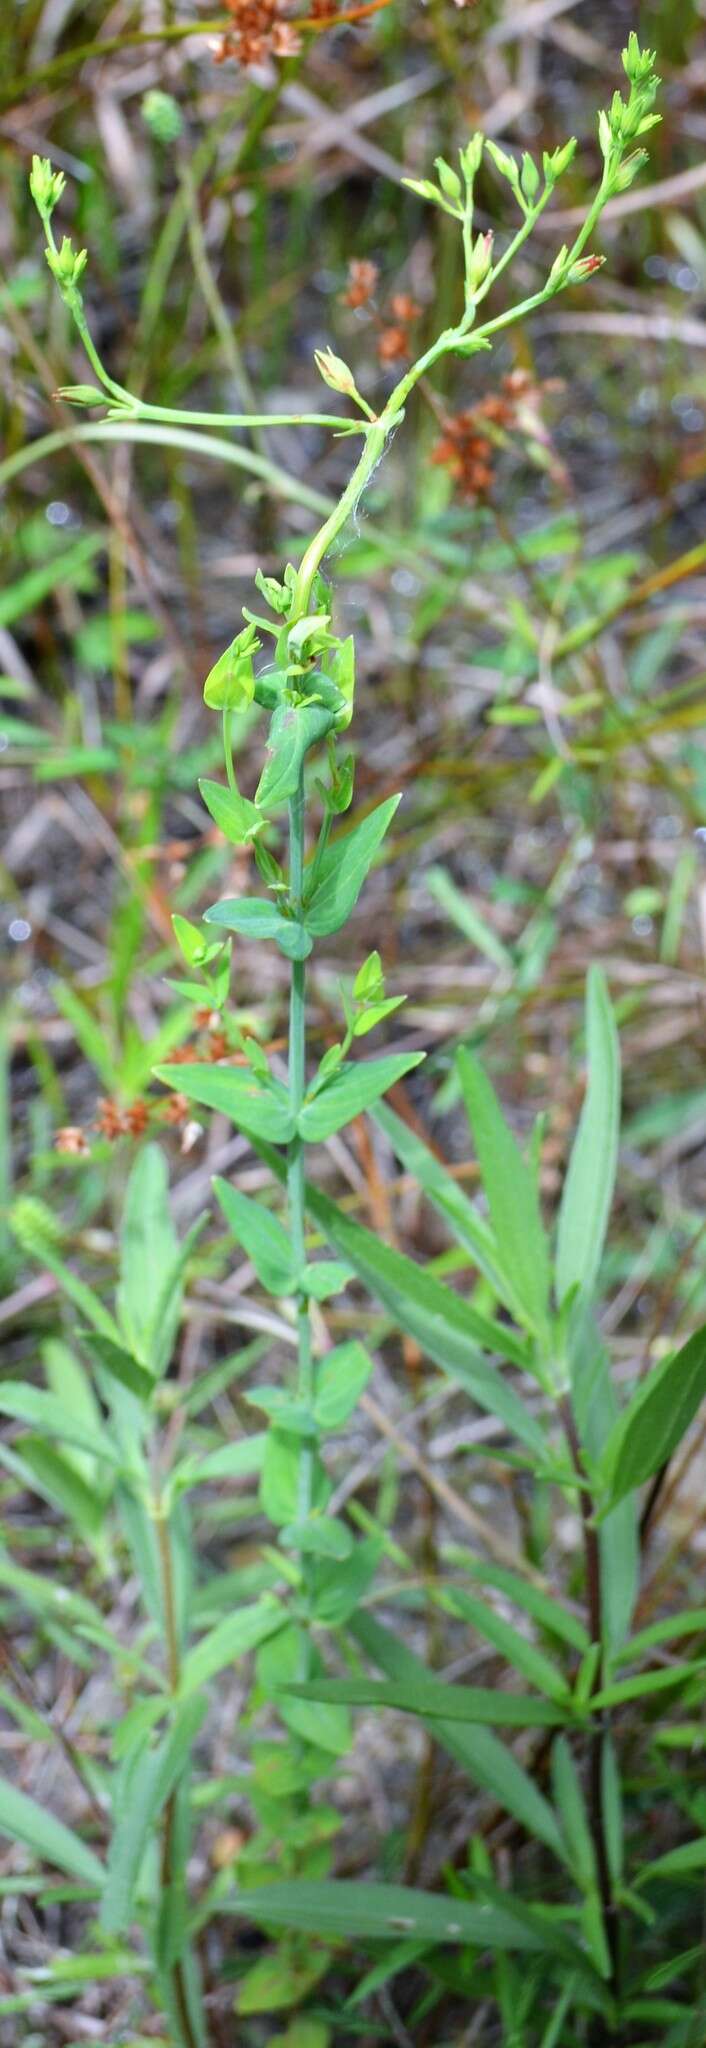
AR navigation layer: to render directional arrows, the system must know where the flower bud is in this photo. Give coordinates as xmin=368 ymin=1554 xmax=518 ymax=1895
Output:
xmin=568 ymin=253 xmax=605 ymax=283
xmin=520 ymin=152 xmax=540 ymax=203
xmin=314 ymin=347 xmax=360 ymax=401
xmin=543 ymin=137 xmax=577 ymax=183
xmin=468 ymin=231 xmax=493 ymax=292
xmin=45 ymin=236 xmax=88 ymax=294
xmin=29 ymin=155 xmax=66 ymax=218
xmin=434 ymin=156 xmax=463 ymax=207
xmin=142 ymin=89 xmax=184 ymax=145
xmin=460 ymin=132 xmax=484 ymax=182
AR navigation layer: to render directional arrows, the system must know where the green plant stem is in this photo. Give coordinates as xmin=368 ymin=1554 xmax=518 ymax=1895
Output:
xmin=561 ymin=1400 xmax=621 ymax=2018
xmin=287 ymin=773 xmax=315 ymax=1548
xmin=155 ymin=1501 xmax=201 ymax=2048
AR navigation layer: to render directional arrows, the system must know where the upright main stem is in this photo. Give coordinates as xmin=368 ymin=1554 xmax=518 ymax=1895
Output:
xmin=155 ymin=1503 xmax=201 ymax=2048
xmin=561 ymin=1401 xmax=621 ymax=2027
xmin=287 ymin=772 xmax=315 ymax=1532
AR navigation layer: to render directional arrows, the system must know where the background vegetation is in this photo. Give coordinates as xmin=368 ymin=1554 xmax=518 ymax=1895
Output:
xmin=2 ymin=2 xmax=706 ymax=2043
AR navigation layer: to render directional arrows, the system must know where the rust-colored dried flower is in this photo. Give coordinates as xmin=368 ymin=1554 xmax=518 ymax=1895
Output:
xmin=55 ymin=1125 xmax=89 ymax=1156
xmin=389 ymin=292 xmax=421 ymax=326
xmin=206 ymin=1031 xmax=229 ymax=1062
xmin=342 ymin=258 xmax=379 ymax=308
xmin=95 ymin=1098 xmax=128 ymax=1140
xmin=431 ymin=411 xmax=495 ymax=499
xmin=161 ymin=1091 xmax=190 ymax=1126
xmin=271 ymin=20 xmax=302 ymax=55
xmin=125 ymin=1099 xmax=150 ymax=1137
xmin=377 ymin=324 xmax=410 ymax=364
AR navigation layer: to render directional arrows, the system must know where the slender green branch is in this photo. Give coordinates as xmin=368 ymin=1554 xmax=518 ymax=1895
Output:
xmin=286 ymin=774 xmax=316 ymax=1649
xmin=154 ymin=1502 xmax=200 ymax=2048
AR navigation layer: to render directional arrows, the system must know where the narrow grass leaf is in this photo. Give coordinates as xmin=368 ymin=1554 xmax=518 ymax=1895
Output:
xmin=305 ymin=1187 xmax=545 ymax=1453
xmin=284 ymin=1677 xmax=564 ymax=1727
xmin=457 ymin=1047 xmax=550 ymax=1332
xmin=600 ymin=1323 xmax=706 ymax=1508
xmin=556 ymin=967 xmax=620 ymax=1306
xmin=0 ymin=1777 xmax=104 ymax=1886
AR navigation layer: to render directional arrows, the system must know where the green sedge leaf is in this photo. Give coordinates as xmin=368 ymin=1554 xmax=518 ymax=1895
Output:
xmin=556 ymin=967 xmax=620 ymax=1307
xmin=373 ymin=1100 xmax=511 ymax=1300
xmin=101 ymin=1697 xmax=206 ymax=1934
xmin=153 ymin=1064 xmax=295 ymax=1143
xmin=221 ymin=1878 xmax=554 ymax=1951
xmin=0 ymin=1777 xmax=104 ymax=1887
xmin=285 ymin=1677 xmax=565 ymax=1728
xmin=551 ymin=1736 xmax=597 ymax=1891
xmin=445 ymin=1588 xmax=570 ymax=1704
xmin=305 ymin=1184 xmax=545 ymax=1452
xmin=600 ymin=1322 xmax=706 ymax=1508
xmin=0 ymin=1383 xmax=119 ymax=1463
xmin=457 ymin=1047 xmax=551 ymax=1334
xmin=179 ymin=1599 xmax=283 ymax=1698
xmin=304 ymin=795 xmax=400 ymax=936
xmin=298 ymin=1051 xmax=424 ymax=1140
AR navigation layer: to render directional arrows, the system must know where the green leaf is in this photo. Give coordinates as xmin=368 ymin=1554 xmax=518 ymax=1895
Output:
xmin=101 ymin=1697 xmax=206 ymax=1934
xmin=638 ymin=1837 xmax=706 ymax=1886
xmin=199 ymin=776 xmax=262 ymax=844
xmin=0 ymin=1438 xmax=107 ymax=1547
xmin=457 ymin=1048 xmax=550 ymax=1334
xmin=304 ymin=796 xmax=400 ymax=936
xmin=556 ymin=968 xmax=620 ymax=1306
xmin=204 ymin=896 xmax=312 ymax=961
xmin=0 ymin=1383 xmax=118 ymax=1463
xmin=80 ymin=1332 xmax=155 ymax=1403
xmin=256 ymin=701 xmax=336 ymax=811
xmin=116 ymin=1146 xmax=178 ymax=1371
xmin=258 ymin=1625 xmax=350 ymax=1754
xmin=285 ymin=1678 xmax=564 ymax=1727
xmin=301 ymin=1261 xmax=351 ymax=1300
xmin=299 ymin=1053 xmax=425 ymax=1141
xmin=305 ymin=1187 xmax=546 ymax=1457
xmin=600 ymin=1322 xmax=706 ymax=1508
xmin=281 ymin=1516 xmax=353 ymax=1560
xmin=214 ymin=1178 xmax=295 ymax=1294
xmin=350 ymin=1613 xmax=564 ymax=1860
xmin=221 ymin=1878 xmax=556 ymax=1950
xmin=153 ymin=1064 xmax=295 ymax=1143
xmin=551 ymin=1736 xmax=597 ymax=1890
xmin=53 ymin=980 xmax=114 ymax=1089
xmin=373 ymin=1101 xmax=507 ymax=1298
xmin=174 ymin=1432 xmax=266 ymax=1494
xmin=0 ymin=1776 xmax=104 ymax=1886
xmin=427 ymin=866 xmax=513 ymax=970
xmin=313 ymin=1341 xmax=373 ymax=1430
xmin=445 ymin=1588 xmax=569 ymax=1704
xmin=444 ymin=1551 xmax=589 ymax=1655
xmin=179 ymin=1600 xmax=283 ymax=1698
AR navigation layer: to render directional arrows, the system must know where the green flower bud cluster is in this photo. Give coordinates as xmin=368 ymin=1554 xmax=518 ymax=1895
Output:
xmin=142 ymin=89 xmax=184 ymax=146
xmin=29 ymin=154 xmax=66 ymax=219
xmin=45 ymin=236 xmax=88 ymax=296
xmin=598 ymin=35 xmax=660 ymax=188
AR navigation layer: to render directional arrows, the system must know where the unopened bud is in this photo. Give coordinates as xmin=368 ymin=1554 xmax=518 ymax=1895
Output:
xmin=434 ymin=156 xmax=463 ymax=207
xmin=142 ymin=89 xmax=183 ymax=145
xmin=29 ymin=155 xmax=66 ymax=217
xmin=45 ymin=236 xmax=88 ymax=295
xmin=568 ymin=254 xmax=605 ymax=283
xmin=468 ymin=231 xmax=493 ymax=291
xmin=314 ymin=347 xmax=360 ymax=401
